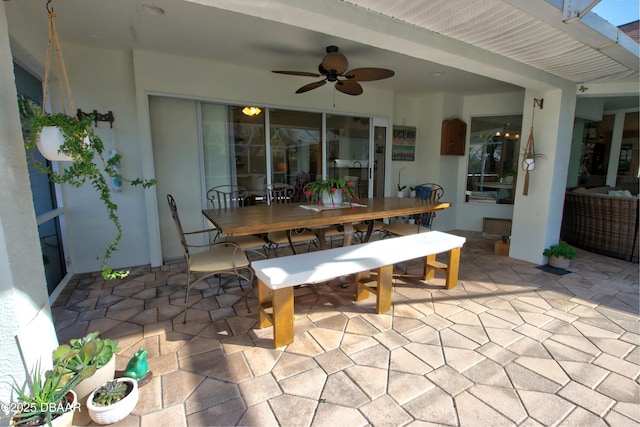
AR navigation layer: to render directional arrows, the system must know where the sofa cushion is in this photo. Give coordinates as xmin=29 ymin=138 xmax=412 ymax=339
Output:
xmin=608 ymin=189 xmax=633 ymax=197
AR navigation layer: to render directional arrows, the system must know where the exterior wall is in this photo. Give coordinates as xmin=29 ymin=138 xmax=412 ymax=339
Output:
xmin=0 ymin=3 xmax=58 ymax=406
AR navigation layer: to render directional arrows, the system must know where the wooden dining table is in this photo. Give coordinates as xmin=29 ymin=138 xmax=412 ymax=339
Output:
xmin=202 ymin=197 xmax=452 ymax=249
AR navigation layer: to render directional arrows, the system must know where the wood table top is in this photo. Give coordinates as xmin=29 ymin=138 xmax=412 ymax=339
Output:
xmin=202 ymin=197 xmax=452 ymax=236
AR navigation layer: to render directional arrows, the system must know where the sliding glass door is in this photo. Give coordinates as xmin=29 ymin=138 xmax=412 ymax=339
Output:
xmin=15 ymin=63 xmax=67 ymax=295
xmin=326 ymin=114 xmax=371 ymax=198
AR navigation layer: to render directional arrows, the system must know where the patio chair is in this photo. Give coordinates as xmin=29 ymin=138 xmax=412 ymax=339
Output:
xmin=206 ymin=185 xmax=268 ymax=258
xmin=383 ymin=183 xmax=444 ymax=237
xmin=265 ymin=183 xmax=317 ymax=256
xmin=167 ymin=194 xmax=254 ymax=323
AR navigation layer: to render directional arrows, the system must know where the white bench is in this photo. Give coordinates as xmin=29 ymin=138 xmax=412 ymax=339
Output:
xmin=252 ymin=231 xmax=466 ymax=347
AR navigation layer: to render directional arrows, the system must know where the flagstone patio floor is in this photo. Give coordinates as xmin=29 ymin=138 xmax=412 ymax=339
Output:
xmin=51 ymin=230 xmax=640 ymax=427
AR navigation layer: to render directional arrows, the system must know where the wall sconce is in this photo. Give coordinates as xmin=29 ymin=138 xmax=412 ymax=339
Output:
xmin=242 ymin=106 xmax=262 ymax=117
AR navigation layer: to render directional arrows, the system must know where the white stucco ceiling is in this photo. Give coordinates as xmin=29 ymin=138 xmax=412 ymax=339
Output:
xmin=6 ymin=0 xmax=639 ymax=109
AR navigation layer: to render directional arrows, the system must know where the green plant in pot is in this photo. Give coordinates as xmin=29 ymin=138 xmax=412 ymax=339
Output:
xmin=306 ymin=178 xmax=358 ymax=207
xmin=543 ymin=241 xmax=576 ymax=269
xmin=52 ymin=332 xmax=120 ymax=402
xmin=5 ymin=353 xmax=92 ymax=427
xmin=26 ymin=113 xmax=157 ymax=279
xmin=86 ymin=378 xmax=139 ymax=425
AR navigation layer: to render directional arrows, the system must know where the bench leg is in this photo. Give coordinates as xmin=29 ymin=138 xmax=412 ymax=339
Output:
xmin=354 ymin=270 xmax=371 ymax=301
xmin=354 ymin=267 xmax=392 ymax=314
xmin=376 ymin=265 xmax=393 ymax=314
xmin=257 ymin=279 xmax=271 ymax=328
xmin=445 ymin=247 xmax=461 ymax=290
xmin=424 ymin=254 xmax=437 ymax=280
xmin=423 ymin=248 xmax=461 ymax=289
xmin=272 ymin=288 xmax=294 ymax=347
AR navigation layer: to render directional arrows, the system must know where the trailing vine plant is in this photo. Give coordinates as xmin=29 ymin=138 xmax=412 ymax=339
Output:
xmin=25 ymin=111 xmax=157 ymax=279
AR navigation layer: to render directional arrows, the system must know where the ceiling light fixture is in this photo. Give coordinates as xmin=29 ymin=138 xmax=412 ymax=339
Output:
xmin=242 ymin=106 xmax=262 ymax=117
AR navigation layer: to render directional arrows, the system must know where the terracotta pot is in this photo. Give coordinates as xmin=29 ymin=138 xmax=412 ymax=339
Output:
xmin=86 ymin=377 xmax=138 ymax=425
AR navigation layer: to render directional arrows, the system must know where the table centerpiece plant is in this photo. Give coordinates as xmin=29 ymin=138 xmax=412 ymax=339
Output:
xmin=306 ymin=178 xmax=359 ymax=207
xmin=26 ymin=112 xmax=157 ymax=280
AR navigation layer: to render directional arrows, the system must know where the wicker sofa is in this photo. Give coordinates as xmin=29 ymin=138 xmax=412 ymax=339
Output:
xmin=561 ymin=187 xmax=639 ymax=262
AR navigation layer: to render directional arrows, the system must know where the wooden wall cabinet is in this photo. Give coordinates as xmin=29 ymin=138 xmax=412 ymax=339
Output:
xmin=441 ymin=118 xmax=467 ymax=156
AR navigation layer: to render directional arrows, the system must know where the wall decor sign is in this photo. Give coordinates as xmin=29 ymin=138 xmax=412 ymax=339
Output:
xmin=392 ymin=125 xmax=416 ymax=161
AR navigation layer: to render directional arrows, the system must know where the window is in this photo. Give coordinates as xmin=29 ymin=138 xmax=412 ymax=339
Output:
xmin=466 ymin=115 xmax=522 ymax=204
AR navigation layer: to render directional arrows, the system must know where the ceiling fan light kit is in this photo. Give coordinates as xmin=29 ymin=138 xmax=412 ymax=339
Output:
xmin=273 ymin=45 xmax=394 ymax=96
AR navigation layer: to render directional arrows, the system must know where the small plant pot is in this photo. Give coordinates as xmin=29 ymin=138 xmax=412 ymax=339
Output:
xmin=11 ymin=390 xmax=77 ymax=427
xmin=397 ymin=190 xmax=405 ymax=198
xmin=73 ymin=354 xmax=116 ymax=405
xmin=549 ymin=255 xmax=570 ymax=269
xmin=409 ymin=190 xmax=416 ymax=198
xmin=86 ymin=378 xmax=138 ymax=425
xmin=321 ymin=189 xmax=343 ymax=207
xmin=523 ymin=158 xmax=535 ymax=171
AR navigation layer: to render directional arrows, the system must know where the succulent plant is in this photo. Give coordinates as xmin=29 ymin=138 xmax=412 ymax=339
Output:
xmin=92 ymin=380 xmax=129 ymax=407
xmin=52 ymin=331 xmax=120 ymax=385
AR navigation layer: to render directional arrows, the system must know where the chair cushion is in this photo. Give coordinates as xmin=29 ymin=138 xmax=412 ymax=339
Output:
xmin=226 ymin=235 xmax=266 ymax=250
xmin=267 ymin=230 xmax=317 ymax=244
xmin=383 ymin=223 xmax=431 ymax=236
xmin=189 ymin=245 xmax=250 ymax=272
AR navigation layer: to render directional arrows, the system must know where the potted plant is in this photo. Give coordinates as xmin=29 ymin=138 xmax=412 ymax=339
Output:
xmin=501 ymin=170 xmax=516 ymax=184
xmin=6 ymin=354 xmax=92 ymax=427
xmin=52 ymin=332 xmax=120 ymax=403
xmin=543 ymin=241 xmax=576 ymax=269
xmin=86 ymin=378 xmax=139 ymax=425
xmin=306 ymin=178 xmax=358 ymax=207
xmin=522 ymin=149 xmax=546 ymax=171
xmin=409 ymin=186 xmax=417 ymax=198
xmin=397 ymin=184 xmax=406 ymax=198
xmin=26 ymin=113 xmax=157 ymax=279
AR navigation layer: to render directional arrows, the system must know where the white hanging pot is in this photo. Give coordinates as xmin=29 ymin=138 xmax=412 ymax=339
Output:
xmin=523 ymin=158 xmax=536 ymax=171
xmin=36 ymin=126 xmax=73 ymax=161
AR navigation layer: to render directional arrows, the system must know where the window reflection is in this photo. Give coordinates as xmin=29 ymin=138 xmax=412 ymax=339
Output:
xmin=467 ymin=115 xmax=522 ymax=204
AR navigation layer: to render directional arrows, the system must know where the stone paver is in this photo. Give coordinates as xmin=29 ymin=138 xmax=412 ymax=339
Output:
xmin=53 ymin=231 xmax=639 ymax=426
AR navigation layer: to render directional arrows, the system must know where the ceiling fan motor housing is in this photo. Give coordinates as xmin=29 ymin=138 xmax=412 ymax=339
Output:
xmin=320 ymin=46 xmax=348 ymax=76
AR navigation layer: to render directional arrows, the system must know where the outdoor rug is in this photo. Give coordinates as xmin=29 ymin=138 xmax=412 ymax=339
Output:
xmin=536 ymin=264 xmax=571 ymax=276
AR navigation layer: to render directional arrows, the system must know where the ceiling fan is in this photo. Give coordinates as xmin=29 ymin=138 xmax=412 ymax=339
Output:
xmin=272 ymin=46 xmax=394 ymax=96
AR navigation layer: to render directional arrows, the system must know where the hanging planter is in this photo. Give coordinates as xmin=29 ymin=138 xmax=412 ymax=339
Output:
xmin=33 ymin=116 xmax=92 ymax=161
xmin=521 ymin=98 xmax=545 ymax=195
xmin=36 ymin=126 xmax=72 ymax=161
xmin=24 ymin=8 xmax=157 ymax=279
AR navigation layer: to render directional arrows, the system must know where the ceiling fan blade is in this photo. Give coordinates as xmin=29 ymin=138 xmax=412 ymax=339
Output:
xmin=272 ymin=70 xmax=322 ymax=78
xmin=336 ymin=80 xmax=363 ymax=96
xmin=346 ymin=68 xmax=395 ymax=81
xmin=296 ymin=80 xmax=327 ymax=94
